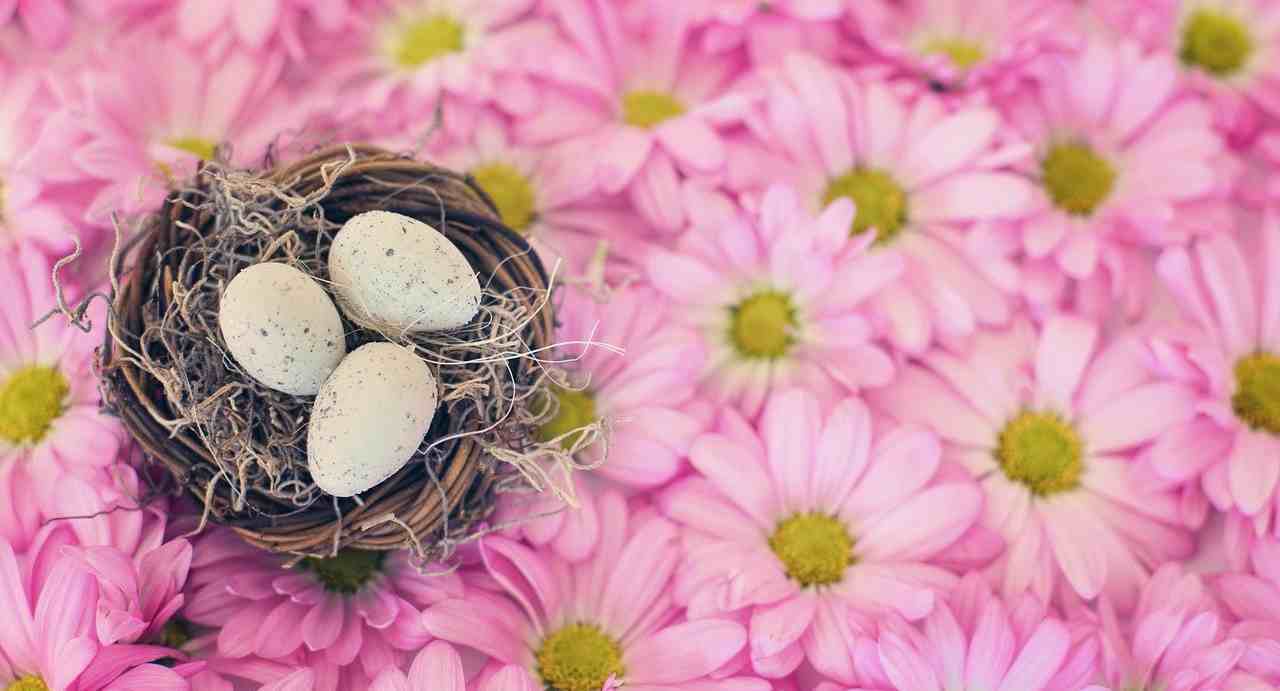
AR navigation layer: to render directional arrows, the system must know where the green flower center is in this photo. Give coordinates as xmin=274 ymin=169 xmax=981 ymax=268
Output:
xmin=167 ymin=136 xmax=217 ymax=161
xmin=0 ymin=366 xmax=69 ymax=446
xmin=621 ymin=90 xmax=686 ymax=129
xmin=1041 ymin=142 xmax=1116 ymax=216
xmin=822 ymin=168 xmax=909 ymax=244
xmin=471 ymin=162 xmax=537 ymax=232
xmin=300 ymin=549 xmax=385 ymax=594
xmin=536 ymin=386 xmax=597 ymax=450
xmin=5 ymin=678 xmax=48 ymax=691
xmin=729 ymin=291 xmax=797 ymax=360
xmin=1232 ymin=352 xmax=1280 ymax=435
xmin=393 ymin=14 xmax=465 ymax=68
xmin=768 ymin=512 xmax=854 ymax=587
xmin=921 ymin=37 xmax=986 ymax=69
xmin=1180 ymin=8 xmax=1252 ymax=77
xmin=159 ymin=618 xmax=193 ymax=649
xmin=536 ymin=623 xmax=625 ymax=691
xmin=996 ymin=411 xmax=1084 ymax=496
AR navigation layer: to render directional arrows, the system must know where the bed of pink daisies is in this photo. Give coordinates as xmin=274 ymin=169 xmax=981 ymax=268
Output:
xmin=5 ymin=0 xmax=1280 ymax=689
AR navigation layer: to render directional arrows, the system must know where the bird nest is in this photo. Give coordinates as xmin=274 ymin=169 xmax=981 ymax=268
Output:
xmin=89 ymin=144 xmax=595 ymax=559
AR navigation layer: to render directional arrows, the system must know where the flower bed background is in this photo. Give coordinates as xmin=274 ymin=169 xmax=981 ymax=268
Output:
xmin=2 ymin=1 xmax=1280 ymax=690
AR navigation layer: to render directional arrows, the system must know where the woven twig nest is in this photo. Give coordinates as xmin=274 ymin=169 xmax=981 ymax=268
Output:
xmin=98 ymin=144 xmax=561 ymax=557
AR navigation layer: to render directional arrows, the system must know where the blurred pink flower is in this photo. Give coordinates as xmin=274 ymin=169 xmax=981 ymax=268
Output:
xmin=0 ymin=537 xmax=190 ymax=691
xmin=999 ymin=39 xmax=1233 ymax=316
xmin=0 ymin=0 xmax=72 ymax=49
xmin=0 ymin=246 xmax=125 ymax=551
xmin=847 ymin=0 xmax=1077 ymax=89
xmin=837 ymin=576 xmax=1098 ymax=691
xmin=726 ymin=54 xmax=1037 ymax=353
xmin=1150 ymin=218 xmax=1280 ymax=532
xmin=422 ymin=490 xmax=766 ymax=691
xmin=521 ymin=0 xmax=746 ymax=232
xmin=870 ymin=316 xmax=1199 ymax=609
xmin=660 ymin=389 xmax=983 ymax=683
xmin=181 ymin=528 xmax=458 ymax=688
xmin=646 ymin=185 xmax=901 ymax=417
xmin=1082 ymin=564 xmax=1246 ymax=691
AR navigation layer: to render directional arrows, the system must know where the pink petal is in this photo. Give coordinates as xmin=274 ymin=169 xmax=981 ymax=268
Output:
xmin=19 ymin=0 xmax=71 ymax=48
xmin=912 ymin=173 xmax=1037 ymax=222
xmin=857 ymin=484 xmax=981 ymax=561
xmin=476 ymin=666 xmax=541 ymax=691
xmin=177 ymin=0 xmax=227 ymax=40
xmin=656 ymin=117 xmax=725 ymax=172
xmin=866 ymin=367 xmax=995 ymax=448
xmin=902 ymin=108 xmax=1000 ymax=187
xmin=965 ymin=600 xmax=1015 ymax=691
xmin=749 ymin=593 xmax=816 ymax=660
xmin=995 ymin=619 xmax=1070 ymax=691
xmin=762 ymin=389 xmax=821 ymax=509
xmin=879 ymin=632 xmax=942 ymax=691
xmin=232 ymin=0 xmax=280 ymax=46
xmin=369 ymin=669 xmax=410 ymax=691
xmin=1078 ymin=383 xmax=1198 ymax=453
xmin=1034 ymin=316 xmax=1098 ymax=413
xmin=1040 ymin=498 xmax=1109 ymax=599
xmin=626 ymin=619 xmax=748 ymax=684
xmin=302 ymin=596 xmax=344 ymax=651
xmin=1228 ymin=430 xmax=1280 ymax=515
xmin=407 ymin=641 xmax=465 ymax=691
xmin=259 ymin=670 xmax=316 ymax=691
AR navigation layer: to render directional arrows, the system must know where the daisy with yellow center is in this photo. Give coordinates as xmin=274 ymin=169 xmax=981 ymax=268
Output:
xmin=870 ymin=317 xmax=1200 ymax=609
xmin=376 ymin=2 xmax=472 ymax=72
xmin=646 ymin=185 xmax=901 ymax=417
xmin=423 ymin=490 xmax=760 ymax=691
xmin=660 ymin=389 xmax=983 ymax=681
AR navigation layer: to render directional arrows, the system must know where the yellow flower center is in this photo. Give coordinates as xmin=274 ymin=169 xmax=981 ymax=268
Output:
xmin=729 ymin=291 xmax=797 ymax=359
xmin=921 ymin=37 xmax=986 ymax=69
xmin=300 ymin=549 xmax=385 ymax=594
xmin=0 ymin=366 xmax=69 ymax=446
xmin=392 ymin=14 xmax=466 ymax=68
xmin=471 ymin=162 xmax=537 ymax=232
xmin=1180 ymin=8 xmax=1253 ymax=77
xmin=1232 ymin=352 xmax=1280 ymax=435
xmin=996 ymin=411 xmax=1084 ymax=496
xmin=621 ymin=90 xmax=686 ymax=129
xmin=536 ymin=623 xmax=625 ymax=691
xmin=5 ymin=677 xmax=49 ymax=691
xmin=167 ymin=136 xmax=218 ymax=161
xmin=768 ymin=512 xmax=854 ymax=587
xmin=822 ymin=168 xmax=909 ymax=244
xmin=536 ymin=386 xmax=597 ymax=450
xmin=1041 ymin=142 xmax=1116 ymax=217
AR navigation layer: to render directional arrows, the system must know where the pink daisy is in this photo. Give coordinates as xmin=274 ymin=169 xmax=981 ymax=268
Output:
xmin=999 ymin=38 xmax=1233 ymax=316
xmin=726 ymin=53 xmax=1038 ymax=353
xmin=64 ymin=537 xmax=191 ymax=647
xmin=66 ymin=34 xmax=313 ymax=220
xmin=368 ymin=639 xmax=541 ymax=691
xmin=1081 ymin=564 xmax=1247 ymax=691
xmin=828 ymin=575 xmax=1099 ymax=691
xmin=646 ymin=185 xmax=901 ymax=417
xmin=180 ymin=527 xmax=457 ymax=686
xmin=1099 ymin=0 xmax=1280 ymax=142
xmin=419 ymin=108 xmax=654 ymax=273
xmin=522 ymin=0 xmax=746 ymax=232
xmin=868 ymin=315 xmax=1199 ymax=610
xmin=846 ymin=0 xmax=1077 ymax=90
xmin=422 ymin=489 xmax=765 ymax=691
xmin=1215 ymin=538 xmax=1280 ymax=686
xmin=0 ymin=537 xmax=190 ymax=691
xmin=659 ymin=388 xmax=984 ymax=682
xmin=1150 ymin=218 xmax=1280 ymax=530
xmin=0 ymin=245 xmax=125 ymax=551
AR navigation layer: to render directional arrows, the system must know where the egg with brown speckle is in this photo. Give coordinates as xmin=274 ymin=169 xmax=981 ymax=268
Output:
xmin=307 ymin=342 xmax=439 ymax=497
xmin=328 ymin=210 xmax=482 ymax=334
xmin=218 ymin=262 xmax=346 ymax=396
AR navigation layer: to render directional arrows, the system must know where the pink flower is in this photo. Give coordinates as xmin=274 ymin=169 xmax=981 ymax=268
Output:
xmin=523 ymin=0 xmax=746 ymax=232
xmin=66 ymin=34 xmax=313 ymax=220
xmin=999 ymin=38 xmax=1233 ymax=316
xmin=646 ymin=185 xmax=901 ymax=417
xmin=869 ymin=315 xmax=1199 ymax=609
xmin=422 ymin=489 xmax=765 ymax=691
xmin=838 ymin=576 xmax=1098 ymax=691
xmin=1096 ymin=0 xmax=1280 ymax=143
xmin=0 ymin=537 xmax=189 ymax=691
xmin=1215 ymin=539 xmax=1280 ymax=686
xmin=0 ymin=0 xmax=72 ymax=49
xmin=847 ymin=0 xmax=1078 ymax=89
xmin=726 ymin=53 xmax=1038 ymax=353
xmin=180 ymin=527 xmax=458 ymax=688
xmin=0 ymin=245 xmax=125 ymax=551
xmin=64 ymin=538 xmax=192 ymax=647
xmin=1150 ymin=218 xmax=1280 ymax=531
xmin=367 ymin=640 xmax=540 ymax=691
xmin=659 ymin=388 xmax=984 ymax=683
xmin=1082 ymin=564 xmax=1246 ymax=691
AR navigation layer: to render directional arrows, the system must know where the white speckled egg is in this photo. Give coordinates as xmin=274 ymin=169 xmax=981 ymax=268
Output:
xmin=218 ymin=262 xmax=346 ymax=396
xmin=328 ymin=210 xmax=481 ymax=334
xmin=307 ymin=342 xmax=438 ymax=497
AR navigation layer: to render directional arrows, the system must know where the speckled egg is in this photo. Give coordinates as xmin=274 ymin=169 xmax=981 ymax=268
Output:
xmin=328 ymin=210 xmax=482 ymax=334
xmin=218 ymin=262 xmax=346 ymax=396
xmin=307 ymin=342 xmax=439 ymax=497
